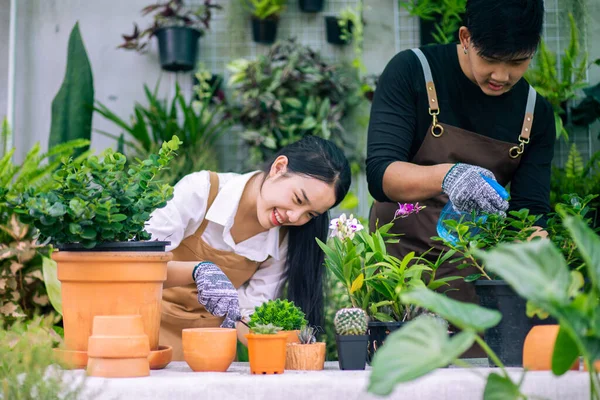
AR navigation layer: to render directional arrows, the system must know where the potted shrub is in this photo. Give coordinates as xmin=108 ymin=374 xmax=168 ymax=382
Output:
xmin=299 ymin=0 xmax=323 ymax=13
xmin=119 ymin=0 xmax=222 ymax=72
xmin=244 ymin=0 xmax=287 ymax=44
xmin=285 ymin=325 xmax=326 ymax=370
xmin=226 ymin=39 xmax=362 ymax=167
xmin=317 ymin=206 xmax=452 ymax=363
xmin=11 ymin=136 xmax=182 ymax=369
xmin=248 ymin=299 xmax=307 ymax=343
xmin=400 ymin=0 xmax=465 ymax=45
xmin=245 ymin=323 xmax=288 ymax=374
xmin=324 ymin=7 xmax=356 ymax=46
xmin=334 ymin=308 xmax=368 ymax=370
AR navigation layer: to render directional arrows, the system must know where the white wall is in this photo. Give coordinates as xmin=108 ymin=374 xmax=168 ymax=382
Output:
xmin=0 ymin=0 xmax=10 ymax=130
xmin=11 ymin=0 xmax=185 ymax=163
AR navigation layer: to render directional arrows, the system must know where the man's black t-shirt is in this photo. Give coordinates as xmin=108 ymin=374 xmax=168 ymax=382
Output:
xmin=366 ymin=44 xmax=556 ymax=219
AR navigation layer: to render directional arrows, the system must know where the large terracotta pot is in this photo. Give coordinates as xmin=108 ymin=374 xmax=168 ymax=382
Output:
xmin=53 ymin=251 xmax=171 ymax=367
xmin=523 ymin=325 xmax=580 ymax=371
xmin=182 ymin=328 xmax=237 ymax=372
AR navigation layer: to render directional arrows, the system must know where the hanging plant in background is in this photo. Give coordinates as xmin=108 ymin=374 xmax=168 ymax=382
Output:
xmin=400 ymin=0 xmax=466 ymax=45
xmin=94 ymin=66 xmax=231 ymax=186
xmin=243 ymin=0 xmax=288 ymax=44
xmin=119 ymin=0 xmax=221 ymax=72
xmin=227 ymin=39 xmax=362 ymax=167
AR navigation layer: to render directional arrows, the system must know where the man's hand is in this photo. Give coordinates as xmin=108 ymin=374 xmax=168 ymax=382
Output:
xmin=193 ymin=262 xmax=241 ymax=328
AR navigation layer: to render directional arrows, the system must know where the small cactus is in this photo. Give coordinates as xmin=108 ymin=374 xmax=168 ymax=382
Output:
xmin=334 ymin=308 xmax=368 ymax=336
xmin=298 ymin=325 xmax=317 ymax=344
xmin=251 ymin=323 xmax=282 ymax=335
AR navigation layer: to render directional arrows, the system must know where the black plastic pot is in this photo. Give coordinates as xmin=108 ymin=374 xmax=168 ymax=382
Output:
xmin=325 ymin=16 xmax=353 ymax=45
xmin=299 ymin=0 xmax=324 ymax=12
xmin=419 ymin=14 xmax=463 ymax=46
xmin=252 ymin=17 xmax=278 ymax=44
xmin=57 ymin=241 xmax=170 ymax=252
xmin=475 ymin=280 xmax=557 ymax=367
xmin=367 ymin=321 xmax=404 ymax=364
xmin=155 ymin=26 xmax=201 ymax=72
xmin=336 ymin=335 xmax=368 ymax=370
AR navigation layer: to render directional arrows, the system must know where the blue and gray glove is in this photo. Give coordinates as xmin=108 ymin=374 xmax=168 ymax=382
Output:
xmin=442 ymin=163 xmax=509 ymax=215
xmin=193 ymin=261 xmax=241 ymax=329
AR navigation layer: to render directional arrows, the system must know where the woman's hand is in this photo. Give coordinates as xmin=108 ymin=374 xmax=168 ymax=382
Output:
xmin=193 ymin=262 xmax=241 ymax=328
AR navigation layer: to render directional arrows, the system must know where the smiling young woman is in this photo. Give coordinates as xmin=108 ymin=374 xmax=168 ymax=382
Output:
xmin=144 ymin=136 xmax=351 ymax=360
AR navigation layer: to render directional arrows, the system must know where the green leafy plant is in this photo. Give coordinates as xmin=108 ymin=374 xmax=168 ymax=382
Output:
xmin=248 ymin=299 xmax=307 ymax=331
xmin=1 ymin=316 xmax=88 ymax=400
xmin=251 ymin=323 xmax=283 ymax=334
xmin=95 ymin=69 xmax=230 ymax=186
xmin=400 ymin=0 xmax=466 ymax=44
xmin=119 ymin=0 xmax=221 ymax=51
xmin=525 ymin=13 xmax=588 ymax=141
xmin=227 ymin=39 xmax=362 ymax=166
xmin=334 ymin=307 xmax=368 ymax=335
xmin=298 ymin=325 xmax=317 ymax=344
xmin=572 ymin=59 xmax=600 ymax=130
xmin=11 ymin=136 xmax=182 ymax=248
xmin=338 ymin=2 xmax=366 ymax=73
xmin=243 ymin=0 xmax=287 ymax=20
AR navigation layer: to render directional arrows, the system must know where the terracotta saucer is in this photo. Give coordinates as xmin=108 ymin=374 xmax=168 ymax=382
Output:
xmin=149 ymin=345 xmax=173 ymax=369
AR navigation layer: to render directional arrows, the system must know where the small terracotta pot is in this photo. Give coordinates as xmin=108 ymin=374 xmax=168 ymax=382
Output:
xmin=86 ymin=315 xmax=150 ymax=378
xmin=245 ymin=333 xmax=288 ymax=374
xmin=523 ymin=325 xmax=579 ymax=371
xmin=285 ymin=342 xmax=326 ymax=370
xmin=149 ymin=345 xmax=173 ymax=370
xmin=182 ymin=328 xmax=237 ymax=372
xmin=278 ymin=330 xmax=301 ymax=344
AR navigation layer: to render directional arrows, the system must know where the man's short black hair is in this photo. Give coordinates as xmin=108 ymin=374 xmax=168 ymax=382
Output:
xmin=465 ymin=0 xmax=545 ymax=60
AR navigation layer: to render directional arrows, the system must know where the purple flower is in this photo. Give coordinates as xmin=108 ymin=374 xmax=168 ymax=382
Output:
xmin=394 ymin=202 xmax=426 ymax=219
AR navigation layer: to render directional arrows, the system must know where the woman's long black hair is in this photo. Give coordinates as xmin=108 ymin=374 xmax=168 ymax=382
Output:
xmin=262 ymin=136 xmax=351 ymax=329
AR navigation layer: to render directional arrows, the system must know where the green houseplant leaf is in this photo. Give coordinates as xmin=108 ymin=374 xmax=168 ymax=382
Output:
xmin=48 ymin=22 xmax=93 ymax=153
xmin=563 ymin=215 xmax=600 ymax=288
xmin=483 ymin=373 xmax=525 ymax=400
xmin=368 ymin=315 xmax=476 ymax=396
xmin=42 ymin=255 xmax=62 ymax=315
xmin=552 ymin=325 xmax=580 ymax=375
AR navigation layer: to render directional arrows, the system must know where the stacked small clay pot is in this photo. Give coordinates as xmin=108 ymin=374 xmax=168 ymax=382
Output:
xmin=86 ymin=315 xmax=151 ymax=378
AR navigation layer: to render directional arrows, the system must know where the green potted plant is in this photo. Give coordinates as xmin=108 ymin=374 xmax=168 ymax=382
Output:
xmin=245 ymin=323 xmax=288 ymax=374
xmin=400 ymin=0 xmax=466 ymax=45
xmin=299 ymin=0 xmax=323 ymax=13
xmin=285 ymin=325 xmax=326 ymax=370
xmin=243 ymin=0 xmax=287 ymax=44
xmin=325 ymin=6 xmax=357 ymax=46
xmin=10 ymin=136 xmax=182 ymax=369
xmin=334 ymin=307 xmax=369 ymax=370
xmin=248 ymin=299 xmax=307 ymax=343
xmin=119 ymin=0 xmax=221 ymax=72
xmin=226 ymin=39 xmax=362 ymax=167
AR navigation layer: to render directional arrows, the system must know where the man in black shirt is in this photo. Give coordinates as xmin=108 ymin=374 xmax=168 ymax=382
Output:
xmin=366 ymin=0 xmax=555 ymax=337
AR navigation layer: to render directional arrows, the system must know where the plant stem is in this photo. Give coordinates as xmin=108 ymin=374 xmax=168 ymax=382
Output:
xmin=474 ymin=335 xmax=509 ymax=377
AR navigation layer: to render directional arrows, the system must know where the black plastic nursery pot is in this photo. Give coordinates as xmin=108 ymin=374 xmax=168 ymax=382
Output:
xmin=155 ymin=26 xmax=201 ymax=72
xmin=475 ymin=280 xmax=557 ymax=367
xmin=336 ymin=335 xmax=368 ymax=370
xmin=252 ymin=17 xmax=279 ymax=44
xmin=367 ymin=321 xmax=404 ymax=364
xmin=325 ymin=16 xmax=353 ymax=45
xmin=299 ymin=0 xmax=324 ymax=13
xmin=57 ymin=241 xmax=171 ymax=252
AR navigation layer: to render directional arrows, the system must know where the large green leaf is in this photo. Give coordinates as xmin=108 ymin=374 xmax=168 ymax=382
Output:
xmin=42 ymin=256 xmax=62 ymax=315
xmin=48 ymin=23 xmax=93 ymax=152
xmin=400 ymin=287 xmax=502 ymax=332
xmin=563 ymin=216 xmax=600 ymax=288
xmin=552 ymin=325 xmax=580 ymax=375
xmin=368 ymin=316 xmax=476 ymax=396
xmin=483 ymin=373 xmax=525 ymax=400
xmin=474 ymin=240 xmax=571 ymax=307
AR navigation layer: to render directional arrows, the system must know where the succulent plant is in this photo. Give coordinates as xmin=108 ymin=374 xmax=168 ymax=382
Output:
xmin=251 ymin=323 xmax=283 ymax=335
xmin=248 ymin=299 xmax=307 ymax=331
xmin=298 ymin=325 xmax=317 ymax=344
xmin=334 ymin=308 xmax=368 ymax=336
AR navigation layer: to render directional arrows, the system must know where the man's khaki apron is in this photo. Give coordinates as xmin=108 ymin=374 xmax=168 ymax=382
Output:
xmin=160 ymin=172 xmax=261 ymax=360
xmin=369 ymin=48 xmax=536 ymax=356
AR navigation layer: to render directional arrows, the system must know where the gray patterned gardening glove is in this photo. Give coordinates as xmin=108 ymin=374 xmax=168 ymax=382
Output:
xmin=442 ymin=163 xmax=509 ymax=215
xmin=193 ymin=261 xmax=241 ymax=329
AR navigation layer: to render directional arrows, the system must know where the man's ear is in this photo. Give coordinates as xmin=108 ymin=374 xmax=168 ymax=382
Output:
xmin=268 ymin=156 xmax=289 ymax=178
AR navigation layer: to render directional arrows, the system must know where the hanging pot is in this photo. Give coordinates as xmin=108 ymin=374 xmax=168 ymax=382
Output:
xmin=299 ymin=0 xmax=324 ymax=13
xmin=155 ymin=26 xmax=201 ymax=72
xmin=252 ymin=17 xmax=279 ymax=44
xmin=325 ymin=16 xmax=353 ymax=45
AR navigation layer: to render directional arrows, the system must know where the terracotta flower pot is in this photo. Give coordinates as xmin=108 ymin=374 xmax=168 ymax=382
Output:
xmin=285 ymin=342 xmax=326 ymax=370
xmin=86 ymin=315 xmax=150 ymax=378
xmin=182 ymin=328 xmax=237 ymax=372
xmin=149 ymin=345 xmax=173 ymax=370
xmin=52 ymin=251 xmax=171 ymax=368
xmin=523 ymin=325 xmax=579 ymax=371
xmin=245 ymin=333 xmax=288 ymax=374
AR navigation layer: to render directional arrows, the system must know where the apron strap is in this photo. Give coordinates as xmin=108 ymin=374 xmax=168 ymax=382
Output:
xmin=509 ymin=86 xmax=537 ymax=158
xmin=411 ymin=48 xmax=443 ymax=137
xmin=197 ymin=171 xmax=220 ymax=234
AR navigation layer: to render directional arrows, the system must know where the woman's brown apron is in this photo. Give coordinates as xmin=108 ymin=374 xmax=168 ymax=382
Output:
xmin=160 ymin=172 xmax=261 ymax=361
xmin=369 ymin=48 xmax=537 ymax=356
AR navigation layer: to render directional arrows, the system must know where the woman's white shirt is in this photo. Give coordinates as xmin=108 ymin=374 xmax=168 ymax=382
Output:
xmin=144 ymin=170 xmax=287 ymax=318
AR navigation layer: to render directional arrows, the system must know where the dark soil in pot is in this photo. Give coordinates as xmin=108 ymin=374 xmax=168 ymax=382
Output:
xmin=57 ymin=241 xmax=170 ymax=252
